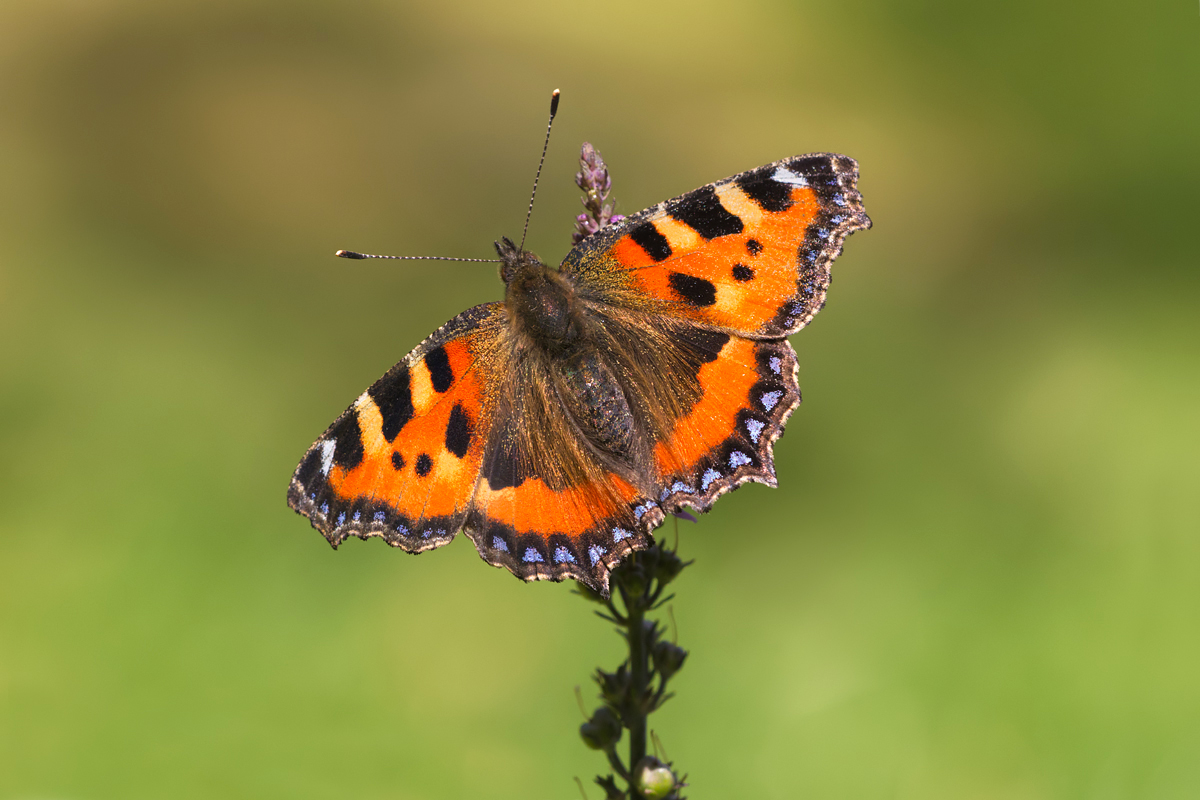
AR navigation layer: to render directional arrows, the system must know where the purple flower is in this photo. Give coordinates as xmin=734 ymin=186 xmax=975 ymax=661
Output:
xmin=572 ymin=142 xmax=625 ymax=244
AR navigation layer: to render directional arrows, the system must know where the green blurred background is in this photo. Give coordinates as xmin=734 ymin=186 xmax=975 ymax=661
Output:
xmin=1 ymin=1 xmax=1197 ymax=797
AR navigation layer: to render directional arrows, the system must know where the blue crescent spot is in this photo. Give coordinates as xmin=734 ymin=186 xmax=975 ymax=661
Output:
xmin=745 ymin=418 xmax=765 ymax=443
xmin=729 ymin=451 xmax=752 ymax=469
xmin=701 ymin=468 xmax=721 ymax=490
xmin=588 ymin=545 xmax=607 ymax=566
xmin=833 ymin=194 xmax=847 ymax=207
xmin=831 ymin=214 xmax=846 ymax=225
xmin=613 ymin=528 xmax=632 ymax=542
xmin=523 ymin=548 xmax=544 ymax=563
xmin=319 ymin=502 xmax=329 ymax=515
xmin=554 ymin=546 xmax=576 ymax=564
xmin=670 ymin=481 xmax=694 ymax=494
xmin=493 ymin=536 xmax=509 ymax=553
xmin=761 ymin=391 xmax=782 ymax=411
xmin=373 ymin=511 xmax=386 ymax=522
xmin=352 ymin=510 xmax=361 ymax=522
xmin=336 ymin=512 xmax=346 ymax=525
xmin=395 ymin=523 xmax=408 ymax=535
xmin=769 ymin=356 xmax=782 ymax=375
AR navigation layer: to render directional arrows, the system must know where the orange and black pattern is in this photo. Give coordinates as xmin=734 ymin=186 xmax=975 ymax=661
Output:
xmin=287 ymin=304 xmax=505 ymax=551
xmin=565 ymin=154 xmax=869 ymax=338
xmin=288 ymin=152 xmax=868 ymax=595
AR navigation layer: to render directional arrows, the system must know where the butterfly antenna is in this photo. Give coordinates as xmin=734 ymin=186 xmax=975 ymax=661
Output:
xmin=334 ymin=250 xmax=500 ymax=263
xmin=518 ymin=88 xmax=560 ymax=253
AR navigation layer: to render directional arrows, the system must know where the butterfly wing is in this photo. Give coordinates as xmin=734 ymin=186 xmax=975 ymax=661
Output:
xmin=562 ymin=153 xmax=870 ymax=338
xmin=645 ymin=325 xmax=801 ymax=513
xmin=287 ymin=303 xmax=505 ymax=550
xmin=462 ymin=345 xmax=661 ymax=594
xmin=555 ymin=153 xmax=868 ymax=525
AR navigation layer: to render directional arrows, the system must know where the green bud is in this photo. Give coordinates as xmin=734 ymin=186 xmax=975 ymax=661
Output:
xmin=579 ymin=706 xmax=622 ymax=750
xmin=620 ymin=565 xmax=648 ymax=599
xmin=633 ymin=756 xmax=677 ymax=799
xmin=654 ymin=548 xmax=685 ymax=585
xmin=651 ymin=640 xmax=688 ymax=680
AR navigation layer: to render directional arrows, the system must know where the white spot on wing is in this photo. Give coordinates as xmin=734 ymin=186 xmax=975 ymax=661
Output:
xmin=772 ymin=166 xmax=809 ymax=187
xmin=319 ymin=440 xmax=336 ymax=476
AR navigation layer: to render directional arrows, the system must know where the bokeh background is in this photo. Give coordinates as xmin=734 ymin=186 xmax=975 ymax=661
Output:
xmin=2 ymin=1 xmax=1197 ymax=798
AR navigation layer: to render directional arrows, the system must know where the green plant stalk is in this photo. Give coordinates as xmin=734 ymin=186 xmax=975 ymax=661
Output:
xmin=578 ymin=539 xmax=689 ymax=799
xmin=625 ymin=590 xmax=649 ymax=770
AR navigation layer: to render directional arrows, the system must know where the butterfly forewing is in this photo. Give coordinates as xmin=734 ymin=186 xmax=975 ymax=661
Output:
xmin=563 ymin=153 xmax=870 ymax=338
xmin=287 ymin=303 xmax=506 ymax=550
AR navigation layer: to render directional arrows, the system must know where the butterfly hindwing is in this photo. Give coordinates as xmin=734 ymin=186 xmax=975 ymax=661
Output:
xmin=287 ymin=303 xmax=505 ymax=550
xmin=464 ymin=347 xmax=663 ymax=593
xmin=563 ymin=153 xmax=870 ymax=338
xmin=650 ymin=330 xmax=800 ymax=511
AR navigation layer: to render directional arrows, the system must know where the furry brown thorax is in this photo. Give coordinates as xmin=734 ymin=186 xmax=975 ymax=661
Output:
xmin=496 ymin=236 xmax=585 ymax=353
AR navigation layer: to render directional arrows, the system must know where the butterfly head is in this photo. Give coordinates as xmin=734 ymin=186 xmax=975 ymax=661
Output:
xmin=495 ymin=236 xmax=544 ymax=285
xmin=496 ymin=236 xmax=583 ymax=352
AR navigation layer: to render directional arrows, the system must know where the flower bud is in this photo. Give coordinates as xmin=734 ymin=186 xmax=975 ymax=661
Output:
xmin=653 ymin=548 xmax=685 ymax=586
xmin=633 ymin=756 xmax=677 ymax=799
xmin=651 ymin=640 xmax=688 ymax=680
xmin=596 ymin=666 xmax=631 ymax=708
xmin=579 ymin=706 xmax=623 ymax=750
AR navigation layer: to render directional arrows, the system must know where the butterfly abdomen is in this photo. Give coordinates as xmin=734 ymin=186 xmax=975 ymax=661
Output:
xmin=558 ymin=351 xmax=636 ymax=458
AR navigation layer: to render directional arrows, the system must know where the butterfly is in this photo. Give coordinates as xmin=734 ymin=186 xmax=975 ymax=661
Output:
xmin=287 ymin=104 xmax=869 ymax=595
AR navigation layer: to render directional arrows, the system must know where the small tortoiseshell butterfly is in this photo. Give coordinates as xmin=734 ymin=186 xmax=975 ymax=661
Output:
xmin=288 ymin=94 xmax=870 ymax=595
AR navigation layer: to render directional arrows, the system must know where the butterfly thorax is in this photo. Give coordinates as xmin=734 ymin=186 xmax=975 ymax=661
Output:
xmin=496 ymin=236 xmax=585 ymax=354
xmin=495 ymin=235 xmax=645 ymax=473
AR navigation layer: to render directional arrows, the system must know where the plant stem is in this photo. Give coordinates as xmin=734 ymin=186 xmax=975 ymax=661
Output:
xmin=627 ymin=594 xmax=648 ymax=770
xmin=579 ymin=539 xmax=689 ymax=798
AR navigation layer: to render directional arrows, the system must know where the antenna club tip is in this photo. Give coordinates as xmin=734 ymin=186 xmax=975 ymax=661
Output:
xmin=550 ymin=89 xmax=560 ymax=116
xmin=336 ymin=249 xmax=365 ymax=259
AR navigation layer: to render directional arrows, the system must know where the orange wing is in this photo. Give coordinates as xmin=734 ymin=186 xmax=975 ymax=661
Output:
xmin=461 ymin=376 xmax=662 ymax=595
xmin=287 ymin=304 xmax=505 ymax=550
xmin=648 ymin=329 xmax=801 ymax=513
xmin=464 ymin=464 xmax=658 ymax=595
xmin=563 ymin=154 xmax=870 ymax=338
xmin=460 ymin=319 xmax=803 ymax=594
